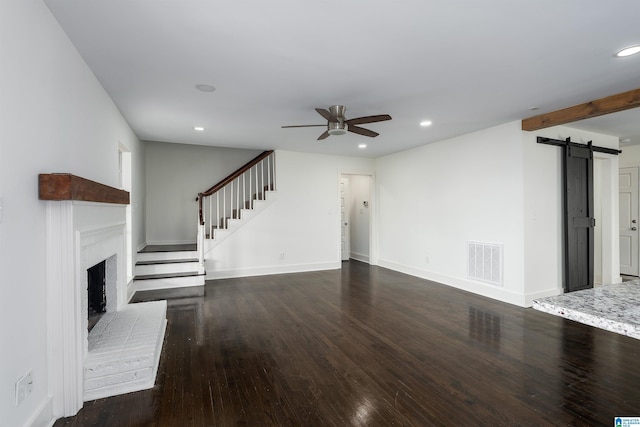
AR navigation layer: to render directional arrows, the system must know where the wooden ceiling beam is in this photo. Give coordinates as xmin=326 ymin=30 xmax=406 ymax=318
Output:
xmin=522 ymin=88 xmax=640 ymax=131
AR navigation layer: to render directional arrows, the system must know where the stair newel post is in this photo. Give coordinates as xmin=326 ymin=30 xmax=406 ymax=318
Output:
xmin=223 ymin=187 xmax=226 ymax=229
xmin=216 ymin=192 xmax=219 ymax=233
xmin=197 ymin=222 xmax=205 ymax=267
xmin=197 ymin=193 xmax=205 ymax=267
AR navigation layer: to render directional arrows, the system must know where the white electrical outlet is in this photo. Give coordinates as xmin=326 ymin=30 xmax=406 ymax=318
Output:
xmin=26 ymin=371 xmax=33 ymax=396
xmin=15 ymin=371 xmax=32 ymax=406
xmin=425 ymin=256 xmax=430 ymax=264
xmin=279 ymin=252 xmax=285 ymax=260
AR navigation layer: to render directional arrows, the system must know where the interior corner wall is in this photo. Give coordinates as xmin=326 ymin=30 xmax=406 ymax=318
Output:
xmin=144 ymin=141 xmax=262 ymax=245
xmin=0 ymin=2 xmax=144 ymax=425
xmin=522 ymin=125 xmax=620 ymax=304
xmin=133 ymin=142 xmax=147 ymax=254
xmin=375 ymin=121 xmax=528 ymax=306
xmin=204 ymin=150 xmax=374 ymax=279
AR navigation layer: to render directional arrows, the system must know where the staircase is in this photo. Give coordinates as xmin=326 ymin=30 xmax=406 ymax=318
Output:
xmin=133 ymin=151 xmax=276 ymax=293
xmin=196 ymin=150 xmax=276 ymax=262
xmin=133 ymin=244 xmax=205 ymax=291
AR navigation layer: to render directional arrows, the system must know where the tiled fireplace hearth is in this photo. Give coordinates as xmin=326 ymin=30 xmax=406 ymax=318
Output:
xmin=41 ymin=174 xmax=166 ymax=418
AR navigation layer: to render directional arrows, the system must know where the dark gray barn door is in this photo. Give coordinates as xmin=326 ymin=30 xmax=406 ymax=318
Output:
xmin=563 ymin=142 xmax=594 ymax=293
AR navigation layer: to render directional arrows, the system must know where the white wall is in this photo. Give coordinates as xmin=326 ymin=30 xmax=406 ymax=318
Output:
xmin=0 ymin=1 xmax=144 ymax=425
xmin=205 ymin=150 xmax=374 ymax=278
xmin=620 ymin=144 xmax=640 ymax=166
xmin=376 ymin=121 xmax=528 ymax=305
xmin=374 ymin=120 xmax=620 ymax=307
xmin=145 ymin=141 xmax=261 ymax=244
xmin=347 ymin=175 xmax=371 ymax=262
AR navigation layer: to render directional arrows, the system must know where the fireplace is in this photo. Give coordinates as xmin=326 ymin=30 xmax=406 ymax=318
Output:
xmin=42 ymin=174 xmax=166 ymax=418
xmin=87 ymin=260 xmax=106 ymax=331
xmin=85 ymin=254 xmax=119 ymax=333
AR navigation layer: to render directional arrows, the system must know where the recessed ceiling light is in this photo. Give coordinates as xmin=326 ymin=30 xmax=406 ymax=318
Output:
xmin=194 ymin=126 xmax=205 ymax=131
xmin=420 ymin=120 xmax=432 ymax=127
xmin=358 ymin=143 xmax=367 ymax=149
xmin=195 ymin=84 xmax=216 ymax=92
xmin=528 ymin=106 xmax=540 ymax=111
xmin=615 ymin=45 xmax=640 ymax=57
xmin=621 ymin=138 xmax=631 ymax=143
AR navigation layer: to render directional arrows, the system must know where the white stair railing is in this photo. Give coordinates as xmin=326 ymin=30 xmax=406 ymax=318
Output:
xmin=196 ymin=151 xmax=275 ymax=265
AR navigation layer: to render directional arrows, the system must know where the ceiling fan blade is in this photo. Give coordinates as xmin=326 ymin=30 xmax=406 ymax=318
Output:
xmin=345 ymin=114 xmax=392 ymax=126
xmin=281 ymin=124 xmax=326 ymax=128
xmin=348 ymin=125 xmax=379 ymax=138
xmin=316 ymin=108 xmax=336 ymax=122
xmin=317 ymin=130 xmax=330 ymax=140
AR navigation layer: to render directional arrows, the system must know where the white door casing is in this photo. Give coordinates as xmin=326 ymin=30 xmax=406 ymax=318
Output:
xmin=340 ymin=177 xmax=350 ymax=261
xmin=619 ymin=166 xmax=639 ymax=276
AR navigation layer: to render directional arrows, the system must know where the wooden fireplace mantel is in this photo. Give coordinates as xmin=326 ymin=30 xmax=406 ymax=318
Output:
xmin=39 ymin=174 xmax=129 ymax=204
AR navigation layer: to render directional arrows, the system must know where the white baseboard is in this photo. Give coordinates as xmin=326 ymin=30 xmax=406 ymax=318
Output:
xmin=205 ymin=261 xmax=340 ymax=280
xmin=377 ymin=258 xmax=529 ymax=307
xmin=350 ymin=252 xmax=370 ymax=263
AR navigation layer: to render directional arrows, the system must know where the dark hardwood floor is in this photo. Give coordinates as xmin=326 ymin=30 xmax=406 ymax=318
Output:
xmin=55 ymin=261 xmax=640 ymax=426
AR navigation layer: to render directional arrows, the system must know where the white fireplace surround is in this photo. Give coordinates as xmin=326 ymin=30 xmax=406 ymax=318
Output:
xmin=45 ymin=200 xmax=129 ymax=417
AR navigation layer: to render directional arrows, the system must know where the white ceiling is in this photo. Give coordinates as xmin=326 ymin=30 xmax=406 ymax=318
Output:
xmin=44 ymin=0 xmax=640 ymax=158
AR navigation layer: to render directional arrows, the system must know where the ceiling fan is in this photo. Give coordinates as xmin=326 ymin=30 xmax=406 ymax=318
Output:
xmin=282 ymin=105 xmax=392 ymax=140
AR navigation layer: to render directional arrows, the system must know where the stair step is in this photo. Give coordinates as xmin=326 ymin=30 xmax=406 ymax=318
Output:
xmin=137 ymin=250 xmax=198 ymax=263
xmin=136 ymin=258 xmax=198 ymax=266
xmin=134 ymin=271 xmax=204 ymax=281
xmin=134 ymin=259 xmax=201 ymax=276
xmin=139 ymin=244 xmax=196 ymax=252
xmin=134 ymin=273 xmax=205 ymax=292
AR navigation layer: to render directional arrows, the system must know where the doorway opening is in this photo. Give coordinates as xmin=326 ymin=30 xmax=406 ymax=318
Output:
xmin=618 ymin=165 xmax=639 ymax=279
xmin=339 ymin=173 xmax=373 ymax=264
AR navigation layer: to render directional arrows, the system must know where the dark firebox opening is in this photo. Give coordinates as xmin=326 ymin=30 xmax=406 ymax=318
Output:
xmin=88 ymin=260 xmax=107 ymax=332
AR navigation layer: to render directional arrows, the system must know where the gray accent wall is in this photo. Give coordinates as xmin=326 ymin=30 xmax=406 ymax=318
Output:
xmin=145 ymin=141 xmax=262 ymax=244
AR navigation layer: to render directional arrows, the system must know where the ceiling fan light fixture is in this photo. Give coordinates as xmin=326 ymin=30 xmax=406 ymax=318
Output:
xmin=615 ymin=45 xmax=640 ymax=57
xmin=327 ymin=121 xmax=348 ymax=136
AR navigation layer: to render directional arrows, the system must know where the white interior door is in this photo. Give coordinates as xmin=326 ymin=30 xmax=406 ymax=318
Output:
xmin=340 ymin=177 xmax=350 ymax=261
xmin=619 ymin=167 xmax=639 ymax=276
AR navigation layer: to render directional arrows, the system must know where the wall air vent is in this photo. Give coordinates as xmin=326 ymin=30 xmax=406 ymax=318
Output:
xmin=468 ymin=241 xmax=503 ymax=286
